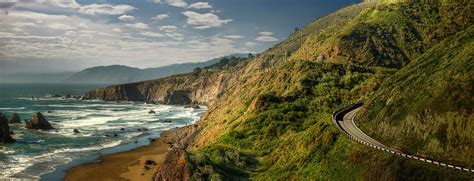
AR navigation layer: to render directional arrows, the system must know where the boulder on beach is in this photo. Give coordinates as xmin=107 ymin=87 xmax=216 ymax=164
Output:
xmin=0 ymin=113 xmax=15 ymax=143
xmin=161 ymin=119 xmax=172 ymax=123
xmin=9 ymin=113 xmax=21 ymax=124
xmin=148 ymin=110 xmax=156 ymax=114
xmin=145 ymin=160 xmax=157 ymax=165
xmin=25 ymin=112 xmax=54 ymax=130
xmin=184 ymin=104 xmax=200 ymax=109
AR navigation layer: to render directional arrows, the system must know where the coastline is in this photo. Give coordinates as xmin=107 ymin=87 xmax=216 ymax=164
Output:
xmin=64 ymin=126 xmax=186 ymax=181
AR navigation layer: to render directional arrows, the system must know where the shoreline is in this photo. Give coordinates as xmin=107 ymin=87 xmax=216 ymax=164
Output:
xmin=64 ymin=126 xmax=186 ymax=181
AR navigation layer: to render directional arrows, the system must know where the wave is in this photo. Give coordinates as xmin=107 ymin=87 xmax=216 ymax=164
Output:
xmin=0 ymin=107 xmax=26 ymax=110
xmin=0 ymin=100 xmax=207 ymax=179
xmin=0 ymin=140 xmax=122 ymax=179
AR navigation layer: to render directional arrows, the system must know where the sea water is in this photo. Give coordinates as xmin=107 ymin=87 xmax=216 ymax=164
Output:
xmin=0 ymin=83 xmax=205 ymax=179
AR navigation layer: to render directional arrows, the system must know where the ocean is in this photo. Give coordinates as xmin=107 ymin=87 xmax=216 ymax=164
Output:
xmin=0 ymin=83 xmax=205 ymax=180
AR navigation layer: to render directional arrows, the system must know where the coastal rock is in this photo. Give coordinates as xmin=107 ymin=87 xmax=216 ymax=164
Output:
xmin=145 ymin=160 xmax=157 ymax=165
xmin=25 ymin=112 xmax=54 ymax=130
xmin=184 ymin=104 xmax=200 ymax=109
xmin=164 ymin=90 xmax=191 ymax=105
xmin=155 ymin=126 xmax=198 ymax=180
xmin=9 ymin=113 xmax=21 ymax=124
xmin=0 ymin=113 xmax=15 ymax=143
xmin=73 ymin=129 xmax=80 ymax=134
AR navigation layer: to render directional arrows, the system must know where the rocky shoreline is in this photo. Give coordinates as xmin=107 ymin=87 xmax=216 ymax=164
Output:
xmin=65 ymin=126 xmax=195 ymax=181
xmin=154 ymin=125 xmax=200 ymax=180
xmin=1 ymin=112 xmax=58 ymax=144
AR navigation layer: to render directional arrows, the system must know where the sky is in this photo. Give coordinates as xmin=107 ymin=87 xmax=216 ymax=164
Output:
xmin=0 ymin=0 xmax=360 ymax=73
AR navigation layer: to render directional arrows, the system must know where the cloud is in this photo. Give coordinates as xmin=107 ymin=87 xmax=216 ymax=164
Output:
xmin=211 ymin=37 xmax=234 ymax=46
xmin=0 ymin=32 xmax=15 ymax=36
xmin=12 ymin=22 xmax=38 ymax=27
xmin=46 ymin=23 xmax=76 ymax=30
xmin=7 ymin=10 xmax=68 ymax=20
xmin=159 ymin=25 xmax=178 ymax=32
xmin=154 ymin=0 xmax=188 ymax=8
xmin=0 ymin=3 xmax=255 ymax=73
xmin=256 ymin=31 xmax=278 ymax=42
xmin=0 ymin=2 xmax=15 ymax=10
xmin=78 ymin=23 xmax=88 ymax=28
xmin=35 ymin=0 xmax=81 ymax=9
xmin=78 ymin=4 xmax=135 ymax=15
xmin=222 ymin=35 xmax=244 ymax=39
xmin=245 ymin=42 xmax=258 ymax=47
xmin=118 ymin=15 xmax=135 ymax=21
xmin=259 ymin=31 xmax=274 ymax=36
xmin=141 ymin=31 xmax=165 ymax=38
xmin=182 ymin=11 xmax=232 ymax=29
xmin=166 ymin=32 xmax=184 ymax=40
xmin=188 ymin=2 xmax=212 ymax=9
xmin=152 ymin=14 xmax=169 ymax=21
xmin=256 ymin=36 xmax=278 ymax=42
xmin=124 ymin=22 xmax=149 ymax=29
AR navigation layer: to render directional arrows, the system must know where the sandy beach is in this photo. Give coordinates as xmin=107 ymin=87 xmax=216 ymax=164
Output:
xmin=64 ymin=127 xmax=182 ymax=181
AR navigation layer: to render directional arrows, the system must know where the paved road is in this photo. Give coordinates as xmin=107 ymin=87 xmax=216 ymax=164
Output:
xmin=333 ymin=103 xmax=474 ymax=173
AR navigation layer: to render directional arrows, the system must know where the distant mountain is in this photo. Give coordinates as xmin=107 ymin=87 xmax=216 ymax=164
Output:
xmin=62 ymin=54 xmax=249 ymax=84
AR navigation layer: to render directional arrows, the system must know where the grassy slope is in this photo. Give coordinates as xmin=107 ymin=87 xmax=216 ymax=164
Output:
xmin=181 ymin=1 xmax=473 ymax=180
xmin=357 ymin=26 xmax=474 ymax=168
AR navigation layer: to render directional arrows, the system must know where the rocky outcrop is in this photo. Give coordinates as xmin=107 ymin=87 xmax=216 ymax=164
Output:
xmin=0 ymin=113 xmax=15 ymax=143
xmin=154 ymin=125 xmax=199 ymax=181
xmin=25 ymin=112 xmax=54 ymax=130
xmin=9 ymin=113 xmax=21 ymax=124
xmin=165 ymin=90 xmax=191 ymax=105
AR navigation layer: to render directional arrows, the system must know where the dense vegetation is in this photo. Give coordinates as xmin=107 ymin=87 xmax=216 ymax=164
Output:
xmin=357 ymin=26 xmax=474 ymax=168
xmin=184 ymin=1 xmax=473 ymax=180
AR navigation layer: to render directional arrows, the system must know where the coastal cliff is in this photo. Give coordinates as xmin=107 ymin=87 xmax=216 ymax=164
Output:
xmin=84 ymin=1 xmax=473 ymax=180
xmin=83 ymin=56 xmax=247 ymax=106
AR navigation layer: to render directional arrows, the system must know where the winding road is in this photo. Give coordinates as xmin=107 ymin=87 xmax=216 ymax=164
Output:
xmin=332 ymin=103 xmax=474 ymax=173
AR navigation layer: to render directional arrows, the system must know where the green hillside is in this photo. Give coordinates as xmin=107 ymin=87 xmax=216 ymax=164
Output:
xmin=185 ymin=1 xmax=473 ymax=180
xmin=357 ymin=26 xmax=474 ymax=168
xmin=85 ymin=1 xmax=473 ymax=179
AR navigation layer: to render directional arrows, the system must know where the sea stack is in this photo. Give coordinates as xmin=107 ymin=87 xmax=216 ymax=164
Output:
xmin=25 ymin=112 xmax=54 ymax=130
xmin=9 ymin=113 xmax=21 ymax=124
xmin=0 ymin=113 xmax=16 ymax=143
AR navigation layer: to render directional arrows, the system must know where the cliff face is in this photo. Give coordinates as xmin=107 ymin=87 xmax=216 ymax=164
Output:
xmin=83 ymin=57 xmax=247 ymax=106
